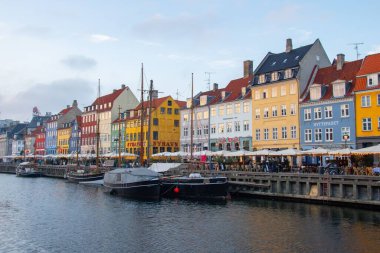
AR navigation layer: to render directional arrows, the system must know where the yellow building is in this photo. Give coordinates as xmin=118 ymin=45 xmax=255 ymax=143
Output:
xmin=354 ymin=53 xmax=380 ymax=148
xmin=251 ymin=79 xmax=300 ymax=150
xmin=124 ymin=96 xmax=185 ymax=160
xmin=57 ymin=123 xmax=71 ymax=154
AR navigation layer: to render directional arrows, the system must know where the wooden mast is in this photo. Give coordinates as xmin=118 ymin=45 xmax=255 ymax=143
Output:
xmin=139 ymin=63 xmax=144 ymax=166
xmin=146 ymin=80 xmax=153 ymax=167
xmin=96 ymin=78 xmax=100 ymax=169
xmin=118 ymin=105 xmax=122 ymax=167
xmin=190 ymin=73 xmax=194 ymax=160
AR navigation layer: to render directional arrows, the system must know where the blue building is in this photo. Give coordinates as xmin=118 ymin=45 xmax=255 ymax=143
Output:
xmin=300 ymin=55 xmax=362 ymax=163
xmin=69 ymin=116 xmax=82 ymax=155
xmin=45 ymin=114 xmax=59 ymax=155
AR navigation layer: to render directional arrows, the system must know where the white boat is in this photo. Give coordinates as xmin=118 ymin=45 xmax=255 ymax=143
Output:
xmin=16 ymin=162 xmax=42 ymax=177
xmin=103 ymin=167 xmax=160 ymax=200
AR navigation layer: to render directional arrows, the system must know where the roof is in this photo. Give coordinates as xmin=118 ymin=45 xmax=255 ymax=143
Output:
xmin=209 ymin=75 xmax=253 ymax=105
xmin=254 ymin=43 xmax=313 ymax=75
xmin=28 ymin=115 xmax=49 ymax=129
xmin=302 ymin=59 xmax=363 ymax=103
xmin=92 ymin=87 xmax=127 ymax=106
xmin=356 ymin=53 xmax=380 ymax=76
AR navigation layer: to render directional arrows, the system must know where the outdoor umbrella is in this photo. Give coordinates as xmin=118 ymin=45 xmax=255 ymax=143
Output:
xmin=224 ymin=149 xmax=256 ymax=157
xmin=352 ymin=144 xmax=380 ymax=155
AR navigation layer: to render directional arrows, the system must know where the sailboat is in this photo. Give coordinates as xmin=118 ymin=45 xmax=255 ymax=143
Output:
xmin=103 ymin=64 xmax=161 ymax=199
xmin=67 ymin=79 xmax=106 ymax=183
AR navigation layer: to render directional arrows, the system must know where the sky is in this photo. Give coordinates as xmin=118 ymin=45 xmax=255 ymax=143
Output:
xmin=0 ymin=0 xmax=379 ymax=121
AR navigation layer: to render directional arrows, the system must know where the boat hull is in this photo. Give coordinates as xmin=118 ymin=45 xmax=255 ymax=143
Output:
xmin=104 ymin=179 xmax=160 ymax=200
xmin=16 ymin=172 xmax=42 ymax=177
xmin=67 ymin=173 xmax=104 ymax=183
xmin=160 ymin=177 xmax=228 ymax=199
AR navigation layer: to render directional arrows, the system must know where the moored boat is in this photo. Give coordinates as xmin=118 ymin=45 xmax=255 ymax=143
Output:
xmin=160 ymin=173 xmax=228 ymax=200
xmin=66 ymin=167 xmax=105 ymax=183
xmin=103 ymin=167 xmax=160 ymax=200
xmin=16 ymin=162 xmax=42 ymax=177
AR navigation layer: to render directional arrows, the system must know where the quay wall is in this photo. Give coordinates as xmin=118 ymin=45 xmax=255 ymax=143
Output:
xmin=0 ymin=164 xmax=67 ymax=178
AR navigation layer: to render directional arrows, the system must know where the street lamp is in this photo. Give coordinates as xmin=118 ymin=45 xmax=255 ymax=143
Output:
xmin=343 ymin=133 xmax=349 ymax=148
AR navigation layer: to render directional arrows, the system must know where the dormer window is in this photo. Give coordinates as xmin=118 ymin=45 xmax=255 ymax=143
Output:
xmin=310 ymin=84 xmax=322 ymax=100
xmin=241 ymin=87 xmax=246 ymax=97
xmin=367 ymin=73 xmax=379 ymax=87
xmin=221 ymin=91 xmax=226 ymax=100
xmin=200 ymin=95 xmax=207 ymax=106
xmin=333 ymin=81 xmax=346 ymax=97
xmin=271 ymin=72 xmax=278 ymax=81
xmin=186 ymin=98 xmax=192 ymax=108
xmin=259 ymin=74 xmax=265 ymax=84
xmin=284 ymin=69 xmax=292 ymax=79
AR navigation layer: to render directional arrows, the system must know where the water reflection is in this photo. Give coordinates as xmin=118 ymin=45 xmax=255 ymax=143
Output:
xmin=0 ymin=174 xmax=379 ymax=253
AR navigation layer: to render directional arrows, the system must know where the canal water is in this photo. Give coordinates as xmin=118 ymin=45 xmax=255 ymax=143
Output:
xmin=0 ymin=174 xmax=379 ymax=253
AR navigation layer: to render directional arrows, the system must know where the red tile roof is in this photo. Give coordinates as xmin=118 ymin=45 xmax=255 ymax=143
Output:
xmin=302 ymin=59 xmax=362 ymax=102
xmin=59 ymin=107 xmax=72 ymax=115
xmin=92 ymin=87 xmax=127 ymax=106
xmin=209 ymin=75 xmax=253 ymax=105
xmin=356 ymin=53 xmax=380 ymax=76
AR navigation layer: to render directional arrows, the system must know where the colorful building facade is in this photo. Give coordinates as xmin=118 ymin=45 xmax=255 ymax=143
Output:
xmin=111 ymin=112 xmax=126 ymax=153
xmin=34 ymin=126 xmax=46 ymax=155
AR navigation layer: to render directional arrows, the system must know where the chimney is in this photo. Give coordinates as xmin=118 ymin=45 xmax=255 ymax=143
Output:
xmin=286 ymin=38 xmax=293 ymax=53
xmin=72 ymin=100 xmax=78 ymax=107
xmin=243 ymin=60 xmax=253 ymax=77
xmin=336 ymin=54 xmax=345 ymax=71
xmin=113 ymin=89 xmax=117 ymax=93
xmin=121 ymin=84 xmax=126 ymax=89
xmin=67 ymin=105 xmax=70 ymax=109
xmin=150 ymin=90 xmax=158 ymax=100
xmin=213 ymin=83 xmax=218 ymax=91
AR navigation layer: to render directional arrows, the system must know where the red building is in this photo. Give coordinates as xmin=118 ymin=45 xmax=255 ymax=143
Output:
xmin=34 ymin=126 xmax=46 ymax=155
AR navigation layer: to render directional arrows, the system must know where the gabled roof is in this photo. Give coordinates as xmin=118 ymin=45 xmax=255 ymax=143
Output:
xmin=28 ymin=115 xmax=49 ymax=129
xmin=254 ymin=44 xmax=313 ymax=75
xmin=302 ymin=59 xmax=363 ymax=103
xmin=209 ymin=75 xmax=253 ymax=105
xmin=356 ymin=53 xmax=380 ymax=76
xmin=92 ymin=86 xmax=127 ymax=106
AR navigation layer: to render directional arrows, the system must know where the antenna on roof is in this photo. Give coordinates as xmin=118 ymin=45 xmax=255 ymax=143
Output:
xmin=205 ymin=72 xmax=214 ymax=90
xmin=348 ymin=42 xmax=364 ymax=60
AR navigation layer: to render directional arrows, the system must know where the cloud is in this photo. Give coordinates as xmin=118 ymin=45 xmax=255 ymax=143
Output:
xmin=133 ymin=13 xmax=215 ymax=41
xmin=61 ymin=55 xmax=97 ymax=70
xmin=0 ymin=79 xmax=95 ymax=120
xmin=89 ymin=34 xmax=118 ymax=43
xmin=368 ymin=45 xmax=380 ymax=55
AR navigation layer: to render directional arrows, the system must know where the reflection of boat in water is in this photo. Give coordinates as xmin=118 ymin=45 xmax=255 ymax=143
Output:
xmin=16 ymin=162 xmax=42 ymax=177
xmin=66 ymin=166 xmax=105 ymax=183
xmin=103 ymin=167 xmax=160 ymax=200
xmin=160 ymin=173 xmax=228 ymax=200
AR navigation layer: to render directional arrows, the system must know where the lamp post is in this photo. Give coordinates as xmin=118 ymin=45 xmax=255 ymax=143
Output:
xmin=343 ymin=134 xmax=349 ymax=148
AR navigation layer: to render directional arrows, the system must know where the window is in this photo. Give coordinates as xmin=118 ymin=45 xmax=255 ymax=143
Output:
xmin=255 ymin=108 xmax=260 ymax=119
xmin=271 ymin=72 xmax=278 ymax=81
xmin=291 ymin=126 xmax=296 ymax=139
xmin=341 ymin=127 xmax=350 ymax=141
xmin=235 ymin=103 xmax=241 ymax=113
xmin=263 ymin=90 xmax=268 ymax=99
xmin=362 ymin=118 xmax=372 ymax=131
xmin=167 ymin=108 xmax=172 ymax=114
xmin=153 ymin=131 xmax=159 ymax=140
xmin=211 ymin=107 xmax=216 ymax=116
xmin=203 ymin=111 xmax=209 ymax=119
xmin=378 ymin=94 xmax=380 ymax=105
xmin=218 ymin=124 xmax=224 ymax=133
xmin=226 ymin=122 xmax=233 ymax=133
xmin=290 ymin=83 xmax=296 ymax=94
xmin=341 ymin=104 xmax=349 ymax=117
xmin=367 ymin=74 xmax=378 ymax=87
xmin=304 ymin=108 xmax=311 ymax=121
xmin=263 ymin=108 xmax=269 ymax=118
xmin=284 ymin=69 xmax=292 ymax=79
xmin=183 ymin=127 xmax=188 ymax=136
xmin=226 ymin=104 xmax=233 ymax=115
xmin=254 ymin=90 xmax=260 ymax=100
xmin=211 ymin=125 xmax=216 ymax=134
xmin=234 ymin=121 xmax=241 ymax=132
xmin=324 ymin=106 xmax=333 ymax=119
xmin=272 ymin=128 xmax=278 ymax=140
xmin=280 ymin=86 xmax=286 ymax=96
xmin=196 ymin=112 xmax=202 ymax=120
xmin=314 ymin=107 xmax=322 ymax=120
xmin=310 ymin=85 xmax=321 ymax=100
xmin=197 ymin=127 xmax=202 ymax=136
xmin=315 ymin=129 xmax=322 ymax=142
xmin=305 ymin=129 xmax=312 ymax=142
xmin=255 ymin=129 xmax=260 ymax=140
xmin=272 ymin=106 xmax=278 ymax=117
xmin=243 ymin=121 xmax=249 ymax=131
xmin=325 ymin=128 xmax=333 ymax=141
xmin=175 ymin=109 xmax=179 ymax=115
xmin=174 ymin=120 xmax=179 ymax=127
xmin=361 ymin=96 xmax=371 ymax=107
xmin=264 ymin=128 xmax=269 ymax=140
xmin=272 ymin=87 xmax=277 ymax=97
xmin=153 ymin=118 xmax=158 ymax=126
xmin=281 ymin=127 xmax=287 ymax=139
xmin=333 ymin=82 xmax=345 ymax=97
xmin=243 ymin=102 xmax=249 ymax=113
xmin=378 ymin=117 xmax=380 ymax=129
xmin=203 ymin=125 xmax=209 ymax=135
xmin=160 ymin=107 xmax=165 ymax=114
xmin=290 ymin=104 xmax=296 ymax=115
xmin=281 ymin=105 xmax=287 ymax=116
xmin=219 ymin=105 xmax=224 ymax=116
xmin=259 ymin=74 xmax=265 ymax=84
